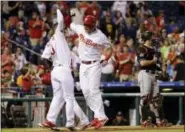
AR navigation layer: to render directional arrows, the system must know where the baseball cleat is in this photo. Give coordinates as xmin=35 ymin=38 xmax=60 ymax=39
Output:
xmin=38 ymin=120 xmax=60 ymax=131
xmin=94 ymin=118 xmax=109 ymax=129
xmin=156 ymin=119 xmax=172 ymax=127
xmin=89 ymin=118 xmax=98 ymax=127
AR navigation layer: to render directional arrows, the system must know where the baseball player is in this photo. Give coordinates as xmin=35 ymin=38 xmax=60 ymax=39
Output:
xmin=39 ymin=9 xmax=89 ymax=131
xmin=137 ymin=31 xmax=170 ymax=127
xmin=70 ymin=12 xmax=112 ymax=129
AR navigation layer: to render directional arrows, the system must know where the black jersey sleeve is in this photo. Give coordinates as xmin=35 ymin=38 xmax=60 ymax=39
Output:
xmin=137 ymin=46 xmax=147 ymax=64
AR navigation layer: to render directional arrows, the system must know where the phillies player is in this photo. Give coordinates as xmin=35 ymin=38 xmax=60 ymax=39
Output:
xmin=70 ymin=12 xmax=111 ymax=129
xmin=39 ymin=9 xmax=89 ymax=131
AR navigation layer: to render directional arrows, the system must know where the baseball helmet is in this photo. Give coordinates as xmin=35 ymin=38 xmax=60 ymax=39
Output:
xmin=84 ymin=15 xmax=96 ymax=28
xmin=141 ymin=31 xmax=153 ymax=41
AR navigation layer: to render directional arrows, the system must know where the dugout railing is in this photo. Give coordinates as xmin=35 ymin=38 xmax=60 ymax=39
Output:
xmin=1 ymin=92 xmax=184 ymax=127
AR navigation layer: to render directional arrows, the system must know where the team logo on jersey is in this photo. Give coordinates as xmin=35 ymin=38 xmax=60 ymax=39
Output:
xmin=79 ymin=34 xmax=104 ymax=49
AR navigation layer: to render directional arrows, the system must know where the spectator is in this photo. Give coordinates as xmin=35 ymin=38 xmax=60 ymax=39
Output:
xmin=35 ymin=2 xmax=46 ymax=18
xmin=112 ymin=111 xmax=129 ymax=126
xmin=155 ymin=10 xmax=165 ymax=31
xmin=126 ymin=1 xmax=137 ymax=18
xmin=15 ymin=21 xmax=29 ymax=46
xmin=114 ymin=34 xmax=127 ymax=54
xmin=6 ymin=2 xmax=20 ymax=27
xmin=28 ymin=11 xmax=43 ymax=49
xmin=167 ymin=18 xmax=178 ymax=34
xmin=34 ymin=65 xmax=45 ymax=85
xmin=113 ymin=11 xmax=125 ymax=41
xmin=136 ymin=24 xmax=147 ymax=42
xmin=1 ymin=46 xmax=15 ymax=74
xmin=12 ymin=47 xmax=27 ymax=71
xmin=70 ymin=2 xmax=84 ymax=25
xmin=141 ymin=15 xmax=155 ymax=34
xmin=1 ymin=70 xmax=12 ymax=88
xmin=40 ymin=68 xmax=51 ymax=86
xmin=17 ymin=66 xmax=33 ymax=93
xmin=1 ymin=1 xmax=185 ymax=96
xmin=111 ymin=1 xmax=127 ymax=19
xmin=126 ymin=37 xmax=135 ymax=53
xmin=100 ymin=12 xmax=116 ymax=41
xmin=157 ymin=64 xmax=170 ymax=81
xmin=137 ymin=2 xmax=152 ymax=23
xmin=161 ymin=29 xmax=168 ymax=40
xmin=122 ymin=19 xmax=137 ymax=41
xmin=172 ymin=56 xmax=185 ymax=81
xmin=172 ymin=27 xmax=180 ymax=42
xmin=117 ymin=45 xmax=135 ymax=82
xmin=160 ymin=39 xmax=170 ymax=61
xmin=142 ymin=3 xmax=153 ymax=17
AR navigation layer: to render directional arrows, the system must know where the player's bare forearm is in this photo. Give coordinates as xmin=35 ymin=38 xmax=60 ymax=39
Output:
xmin=55 ymin=9 xmax=64 ymax=32
xmin=140 ymin=59 xmax=156 ymax=67
xmin=104 ymin=44 xmax=113 ymax=60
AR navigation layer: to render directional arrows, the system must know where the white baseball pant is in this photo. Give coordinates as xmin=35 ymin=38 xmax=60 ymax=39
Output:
xmin=46 ymin=65 xmax=89 ymax=127
xmin=80 ymin=61 xmax=107 ymax=120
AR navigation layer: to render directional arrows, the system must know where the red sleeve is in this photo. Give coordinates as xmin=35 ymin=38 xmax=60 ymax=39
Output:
xmin=37 ymin=20 xmax=43 ymax=26
xmin=28 ymin=20 xmax=34 ymax=28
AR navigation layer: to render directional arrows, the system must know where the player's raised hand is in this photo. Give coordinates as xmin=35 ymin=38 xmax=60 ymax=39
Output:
xmin=56 ymin=9 xmax=64 ymax=23
xmin=70 ymin=9 xmax=76 ymax=17
xmin=56 ymin=9 xmax=64 ymax=31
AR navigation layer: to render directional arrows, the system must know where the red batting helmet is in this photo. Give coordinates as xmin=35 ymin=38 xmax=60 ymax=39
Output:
xmin=84 ymin=15 xmax=96 ymax=28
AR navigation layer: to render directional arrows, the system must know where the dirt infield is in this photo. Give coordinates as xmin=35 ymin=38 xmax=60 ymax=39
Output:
xmin=2 ymin=125 xmax=184 ymax=132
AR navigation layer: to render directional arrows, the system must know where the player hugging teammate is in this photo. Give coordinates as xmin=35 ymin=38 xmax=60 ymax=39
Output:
xmin=136 ymin=31 xmax=171 ymax=127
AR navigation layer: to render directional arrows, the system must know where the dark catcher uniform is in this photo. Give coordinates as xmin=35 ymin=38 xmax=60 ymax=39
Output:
xmin=136 ymin=31 xmax=170 ymax=127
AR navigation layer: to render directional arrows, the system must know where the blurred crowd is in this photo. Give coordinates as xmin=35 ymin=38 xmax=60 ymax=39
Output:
xmin=1 ymin=1 xmax=185 ymax=93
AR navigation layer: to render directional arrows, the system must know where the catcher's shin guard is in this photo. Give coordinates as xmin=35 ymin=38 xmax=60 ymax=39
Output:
xmin=152 ymin=94 xmax=165 ymax=119
xmin=139 ymin=95 xmax=150 ymax=122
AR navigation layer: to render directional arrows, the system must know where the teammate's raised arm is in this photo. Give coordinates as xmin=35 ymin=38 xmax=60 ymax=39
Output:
xmin=55 ymin=9 xmax=64 ymax=32
xmin=69 ymin=10 xmax=83 ymax=34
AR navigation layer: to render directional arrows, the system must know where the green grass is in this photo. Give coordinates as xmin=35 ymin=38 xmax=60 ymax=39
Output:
xmin=2 ymin=126 xmax=184 ymax=132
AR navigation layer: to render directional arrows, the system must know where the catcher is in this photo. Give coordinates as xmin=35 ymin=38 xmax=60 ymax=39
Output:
xmin=137 ymin=31 xmax=171 ymax=127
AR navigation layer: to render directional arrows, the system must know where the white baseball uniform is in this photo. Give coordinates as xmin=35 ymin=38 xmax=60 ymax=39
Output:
xmin=70 ymin=22 xmax=110 ymax=120
xmin=41 ymin=9 xmax=89 ymax=127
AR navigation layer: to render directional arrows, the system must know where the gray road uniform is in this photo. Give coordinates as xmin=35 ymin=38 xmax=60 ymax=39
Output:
xmin=137 ymin=44 xmax=164 ymax=123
